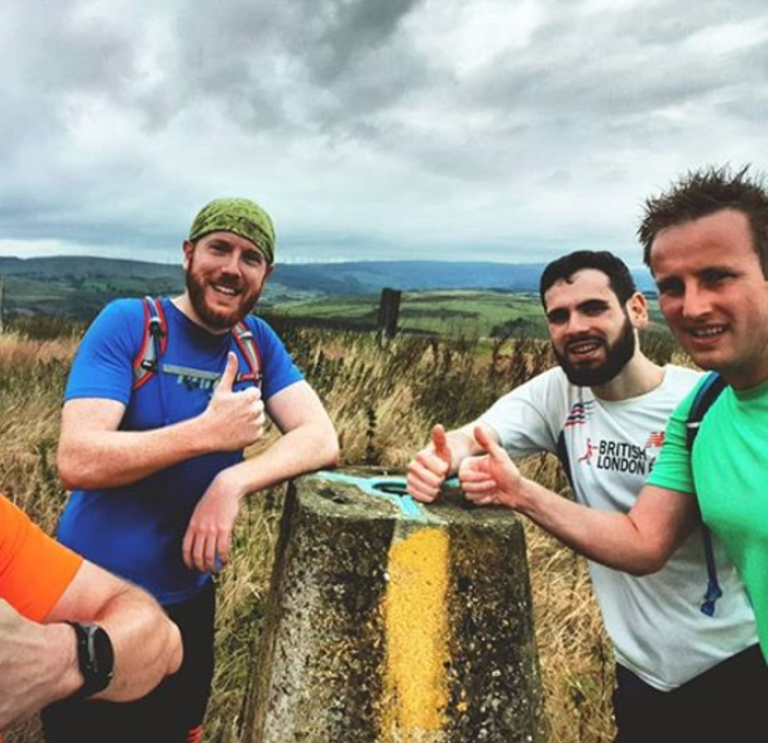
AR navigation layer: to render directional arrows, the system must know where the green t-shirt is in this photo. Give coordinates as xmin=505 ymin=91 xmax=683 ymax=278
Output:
xmin=649 ymin=376 xmax=768 ymax=659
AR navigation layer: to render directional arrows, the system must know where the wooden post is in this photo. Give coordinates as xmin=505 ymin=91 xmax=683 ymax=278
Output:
xmin=377 ymin=287 xmax=401 ymax=343
xmin=0 ymin=279 xmax=4 ymax=335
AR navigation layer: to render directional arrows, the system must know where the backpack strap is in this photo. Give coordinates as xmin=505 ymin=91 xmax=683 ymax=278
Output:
xmin=131 ymin=301 xmax=261 ymax=390
xmin=699 ymin=535 xmax=723 ymax=617
xmin=132 ymin=297 xmax=168 ymax=390
xmin=685 ymin=372 xmax=727 ymax=449
xmin=685 ymin=371 xmax=726 ymax=617
xmin=232 ymin=320 xmax=263 ymax=388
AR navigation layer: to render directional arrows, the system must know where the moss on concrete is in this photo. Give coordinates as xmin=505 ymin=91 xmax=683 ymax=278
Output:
xmin=246 ymin=469 xmax=544 ymax=743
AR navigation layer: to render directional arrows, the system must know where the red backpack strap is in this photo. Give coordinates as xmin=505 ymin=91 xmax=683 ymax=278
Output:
xmin=232 ymin=320 xmax=262 ymax=388
xmin=132 ymin=297 xmax=168 ymax=390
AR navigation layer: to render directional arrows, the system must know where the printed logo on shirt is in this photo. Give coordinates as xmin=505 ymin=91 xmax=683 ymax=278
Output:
xmin=161 ymin=364 xmax=254 ymax=392
xmin=564 ymin=400 xmax=595 ymax=427
xmin=577 ymin=437 xmax=660 ymax=475
xmin=162 ymin=364 xmax=220 ymax=393
xmin=594 ymin=440 xmax=650 ymax=474
xmin=577 ymin=439 xmax=661 ymax=475
xmin=644 ymin=431 xmax=665 ymax=449
xmin=578 ymin=437 xmax=596 ymax=465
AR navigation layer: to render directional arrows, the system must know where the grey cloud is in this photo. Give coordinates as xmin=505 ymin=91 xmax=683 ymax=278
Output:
xmin=378 ymin=2 xmax=768 ymax=185
xmin=475 ymin=20 xmax=760 ymax=120
xmin=3 ymin=0 xmax=768 ymax=262
xmin=4 ymin=0 xmax=143 ymax=100
xmin=129 ymin=0 xmax=430 ymax=141
xmin=0 ymin=0 xmax=163 ymax=173
xmin=313 ymin=0 xmax=421 ymax=80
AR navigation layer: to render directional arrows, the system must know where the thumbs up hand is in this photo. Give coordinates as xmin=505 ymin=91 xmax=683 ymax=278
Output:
xmin=406 ymin=424 xmax=454 ymax=503
xmin=459 ymin=424 xmax=523 ymax=509
xmin=215 ymin=350 xmax=239 ymax=394
xmin=202 ymin=352 xmax=265 ymax=451
xmin=431 ymin=424 xmax=452 ymax=466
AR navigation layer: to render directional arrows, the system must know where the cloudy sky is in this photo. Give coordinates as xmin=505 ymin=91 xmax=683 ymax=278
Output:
xmin=2 ymin=0 xmax=767 ymax=267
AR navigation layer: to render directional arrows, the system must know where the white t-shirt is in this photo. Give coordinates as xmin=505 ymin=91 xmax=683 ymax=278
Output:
xmin=481 ymin=364 xmax=757 ymax=690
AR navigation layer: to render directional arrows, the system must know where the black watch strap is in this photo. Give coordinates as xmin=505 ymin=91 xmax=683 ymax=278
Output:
xmin=66 ymin=621 xmax=115 ymax=700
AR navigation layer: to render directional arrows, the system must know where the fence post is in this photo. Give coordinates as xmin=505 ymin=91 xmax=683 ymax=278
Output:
xmin=377 ymin=288 xmax=401 ymax=343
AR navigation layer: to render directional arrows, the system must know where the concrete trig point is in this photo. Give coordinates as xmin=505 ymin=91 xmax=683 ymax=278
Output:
xmin=245 ymin=468 xmax=544 ymax=743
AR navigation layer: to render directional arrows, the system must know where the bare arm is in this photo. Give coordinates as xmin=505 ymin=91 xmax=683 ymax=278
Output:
xmin=461 ymin=425 xmax=699 ymax=575
xmin=0 ymin=561 xmax=181 ymax=731
xmin=406 ymin=422 xmax=487 ymax=502
xmin=46 ymin=560 xmax=183 ymax=700
xmin=58 ymin=353 xmax=265 ymax=490
xmin=182 ymin=381 xmax=339 ymax=572
xmin=242 ymin=380 xmax=340 ymax=490
xmin=0 ymin=600 xmax=81 ymax=730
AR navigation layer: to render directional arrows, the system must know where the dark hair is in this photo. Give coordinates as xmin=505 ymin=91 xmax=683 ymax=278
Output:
xmin=638 ymin=165 xmax=768 ymax=275
xmin=539 ymin=250 xmax=637 ymax=307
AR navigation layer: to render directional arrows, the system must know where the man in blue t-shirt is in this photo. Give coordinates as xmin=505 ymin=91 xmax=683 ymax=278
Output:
xmin=44 ymin=198 xmax=339 ymax=743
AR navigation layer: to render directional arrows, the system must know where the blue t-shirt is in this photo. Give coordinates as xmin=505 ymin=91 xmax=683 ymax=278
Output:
xmin=58 ymin=298 xmax=303 ymax=605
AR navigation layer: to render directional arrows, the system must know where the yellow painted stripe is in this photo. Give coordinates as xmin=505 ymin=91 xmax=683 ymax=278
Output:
xmin=382 ymin=527 xmax=450 ymax=741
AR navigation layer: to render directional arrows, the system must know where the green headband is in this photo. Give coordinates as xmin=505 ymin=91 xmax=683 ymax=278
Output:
xmin=188 ymin=197 xmax=276 ymax=264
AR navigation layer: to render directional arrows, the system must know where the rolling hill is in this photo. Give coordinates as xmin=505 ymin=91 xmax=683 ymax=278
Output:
xmin=0 ymin=255 xmax=656 ymax=321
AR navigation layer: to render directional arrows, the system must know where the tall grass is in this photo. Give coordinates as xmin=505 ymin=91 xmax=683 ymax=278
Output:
xmin=2 ymin=322 xmax=616 ymax=743
xmin=0 ymin=331 xmax=77 ymax=531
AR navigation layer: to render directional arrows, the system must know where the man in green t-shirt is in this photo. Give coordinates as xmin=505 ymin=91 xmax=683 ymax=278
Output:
xmin=453 ymin=165 xmax=768 ymax=741
xmin=637 ymin=165 xmax=768 ymax=655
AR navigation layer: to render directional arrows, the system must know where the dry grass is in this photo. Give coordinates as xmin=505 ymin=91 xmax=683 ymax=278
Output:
xmin=2 ymin=324 xmax=615 ymax=743
xmin=0 ymin=332 xmax=75 ymax=531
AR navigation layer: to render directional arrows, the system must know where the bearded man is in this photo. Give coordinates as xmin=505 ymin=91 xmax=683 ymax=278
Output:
xmin=45 ymin=198 xmax=339 ymax=743
xmin=407 ymin=250 xmax=760 ymax=743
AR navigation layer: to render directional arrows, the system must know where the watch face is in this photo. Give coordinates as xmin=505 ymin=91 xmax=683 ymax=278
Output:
xmin=87 ymin=624 xmax=115 ymax=682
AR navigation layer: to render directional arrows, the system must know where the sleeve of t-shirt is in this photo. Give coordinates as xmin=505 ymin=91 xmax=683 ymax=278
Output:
xmin=479 ymin=367 xmax=566 ymax=458
xmin=249 ymin=317 xmax=304 ymax=401
xmin=645 ymin=382 xmax=699 ymax=495
xmin=0 ymin=495 xmax=83 ymax=622
xmin=64 ymin=299 xmax=145 ymax=405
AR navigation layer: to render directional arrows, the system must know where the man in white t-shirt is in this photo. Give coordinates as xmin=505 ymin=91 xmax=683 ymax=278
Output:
xmin=407 ymin=251 xmax=763 ymax=743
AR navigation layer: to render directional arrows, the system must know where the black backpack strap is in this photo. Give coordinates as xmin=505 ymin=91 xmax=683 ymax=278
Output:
xmin=685 ymin=371 xmax=726 ymax=616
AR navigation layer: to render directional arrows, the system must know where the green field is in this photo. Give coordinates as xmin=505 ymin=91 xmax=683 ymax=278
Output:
xmin=270 ymin=290 xmax=551 ymax=338
xmin=2 ymin=274 xmax=183 ymax=320
xmin=269 ymin=289 xmax=671 ymax=341
xmin=2 ymin=259 xmax=672 ymax=345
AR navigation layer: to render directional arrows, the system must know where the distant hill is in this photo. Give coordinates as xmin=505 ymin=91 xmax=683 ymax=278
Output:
xmin=0 ymin=256 xmax=181 ymax=280
xmin=271 ymin=260 xmax=551 ymax=295
xmin=0 ymin=255 xmax=656 ymax=319
xmin=0 ymin=256 xmax=185 ymax=320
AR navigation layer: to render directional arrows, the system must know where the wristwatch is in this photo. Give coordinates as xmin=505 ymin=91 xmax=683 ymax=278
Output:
xmin=66 ymin=621 xmax=115 ymax=699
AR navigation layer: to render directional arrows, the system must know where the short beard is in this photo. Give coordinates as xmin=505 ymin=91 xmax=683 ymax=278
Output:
xmin=555 ymin=314 xmax=636 ymax=387
xmin=186 ymin=266 xmax=260 ymax=331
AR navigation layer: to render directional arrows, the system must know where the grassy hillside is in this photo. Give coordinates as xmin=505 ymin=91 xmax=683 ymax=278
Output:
xmin=270 ymin=289 xmax=673 ymax=343
xmin=1 ymin=316 xmax=685 ymax=743
xmin=271 ymin=290 xmax=550 ymax=337
xmin=0 ymin=255 xmax=658 ymax=322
